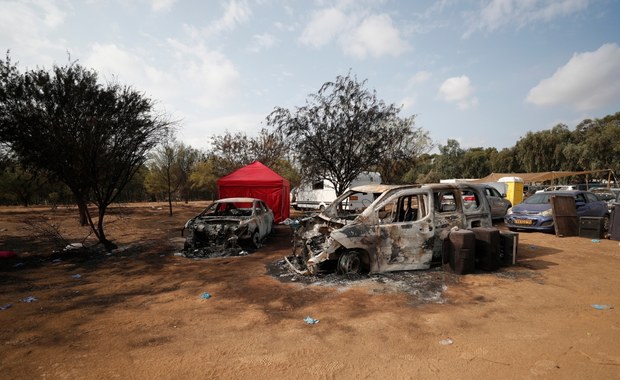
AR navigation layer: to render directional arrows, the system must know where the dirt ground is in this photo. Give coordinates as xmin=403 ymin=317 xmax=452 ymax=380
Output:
xmin=1 ymin=202 xmax=619 ymax=379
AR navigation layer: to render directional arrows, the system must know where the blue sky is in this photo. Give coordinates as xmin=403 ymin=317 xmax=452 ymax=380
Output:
xmin=1 ymin=0 xmax=619 ymax=152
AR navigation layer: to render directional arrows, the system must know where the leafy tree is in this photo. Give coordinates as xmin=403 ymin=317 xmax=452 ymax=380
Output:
xmin=372 ymin=116 xmax=434 ymax=184
xmin=433 ymin=139 xmax=465 ymax=180
xmin=0 ymin=160 xmax=48 ymax=206
xmin=490 ymin=147 xmax=519 ymax=173
xmin=0 ymin=54 xmax=172 ymax=250
xmin=514 ymin=124 xmax=571 ymax=172
xmin=402 ymin=153 xmax=437 ymax=184
xmin=209 ymin=128 xmax=291 ymax=177
xmin=461 ymin=147 xmax=494 ymax=179
xmin=189 ymin=157 xmax=219 ymax=200
xmin=145 ymin=138 xmax=200 ymax=215
xmin=266 ymin=72 xmax=416 ymax=195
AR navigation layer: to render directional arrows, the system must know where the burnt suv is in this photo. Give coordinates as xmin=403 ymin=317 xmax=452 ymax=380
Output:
xmin=287 ymin=183 xmax=494 ymax=275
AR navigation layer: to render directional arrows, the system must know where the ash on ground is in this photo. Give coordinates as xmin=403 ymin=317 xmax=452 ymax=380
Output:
xmin=267 ymin=257 xmax=461 ymax=305
xmin=176 ymin=247 xmax=250 ymax=259
xmin=268 ymin=257 xmax=540 ymax=305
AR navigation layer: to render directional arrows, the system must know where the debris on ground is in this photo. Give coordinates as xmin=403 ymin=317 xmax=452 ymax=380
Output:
xmin=268 ymin=257 xmax=458 ymax=304
xmin=0 ymin=303 xmax=12 ymax=311
xmin=200 ymin=292 xmax=212 ymax=300
xmin=439 ymin=338 xmax=454 ymax=346
xmin=591 ymin=304 xmax=613 ymax=310
xmin=304 ymin=316 xmax=320 ymax=324
xmin=20 ymin=296 xmax=38 ymax=303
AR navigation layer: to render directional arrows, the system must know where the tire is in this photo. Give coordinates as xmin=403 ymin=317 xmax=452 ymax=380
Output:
xmin=337 ymin=251 xmax=365 ymax=274
xmin=251 ymin=231 xmax=261 ymax=249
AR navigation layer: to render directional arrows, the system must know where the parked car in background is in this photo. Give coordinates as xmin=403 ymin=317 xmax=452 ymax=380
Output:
xmin=482 ymin=185 xmax=512 ymax=219
xmin=504 ymin=190 xmax=608 ymax=232
xmin=591 ymin=188 xmax=620 ymax=213
xmin=182 ymin=198 xmax=274 ymax=255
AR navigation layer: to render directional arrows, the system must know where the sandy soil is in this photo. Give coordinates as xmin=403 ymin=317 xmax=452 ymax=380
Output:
xmin=1 ymin=202 xmax=619 ymax=379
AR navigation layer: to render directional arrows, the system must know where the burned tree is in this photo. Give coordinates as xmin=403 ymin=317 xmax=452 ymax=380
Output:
xmin=266 ymin=71 xmax=417 ymax=195
xmin=0 ymin=53 xmax=172 ymax=250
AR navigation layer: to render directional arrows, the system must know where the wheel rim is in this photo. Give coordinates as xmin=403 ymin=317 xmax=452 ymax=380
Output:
xmin=338 ymin=252 xmax=361 ymax=274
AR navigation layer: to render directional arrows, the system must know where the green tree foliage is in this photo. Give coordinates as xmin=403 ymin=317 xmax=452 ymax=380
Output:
xmin=490 ymin=147 xmax=519 ymax=173
xmin=433 ymin=139 xmax=465 ymax=180
xmin=207 ymin=128 xmax=298 ymax=184
xmin=267 ymin=72 xmax=418 ymax=195
xmin=372 ymin=116 xmax=434 ymax=184
xmin=0 ymin=160 xmax=48 ymax=206
xmin=189 ymin=157 xmax=219 ymax=200
xmin=145 ymin=138 xmax=200 ymax=215
xmin=0 ymin=53 xmax=172 ymax=250
xmin=514 ymin=124 xmax=572 ymax=172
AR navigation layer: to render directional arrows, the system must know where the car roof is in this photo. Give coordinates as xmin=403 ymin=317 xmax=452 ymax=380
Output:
xmin=349 ymin=182 xmax=485 ymax=194
xmin=543 ymin=190 xmax=589 ymax=195
xmin=215 ymin=197 xmax=261 ymax=203
xmin=349 ymin=184 xmax=416 ymax=193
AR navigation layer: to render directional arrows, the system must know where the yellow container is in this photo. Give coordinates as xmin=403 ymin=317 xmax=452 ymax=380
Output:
xmin=499 ymin=176 xmax=524 ymax=206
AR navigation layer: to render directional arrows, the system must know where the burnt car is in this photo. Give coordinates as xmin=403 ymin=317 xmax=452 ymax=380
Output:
xmin=288 ymin=183 xmax=493 ymax=275
xmin=182 ymin=198 xmax=274 ymax=255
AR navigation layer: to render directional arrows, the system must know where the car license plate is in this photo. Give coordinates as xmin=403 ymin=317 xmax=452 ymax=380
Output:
xmin=514 ymin=219 xmax=533 ymax=225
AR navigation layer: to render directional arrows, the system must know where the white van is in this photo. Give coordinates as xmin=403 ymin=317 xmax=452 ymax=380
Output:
xmin=293 ymin=172 xmax=381 ymax=211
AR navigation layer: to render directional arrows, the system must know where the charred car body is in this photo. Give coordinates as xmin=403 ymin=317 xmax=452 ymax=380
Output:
xmin=289 ymin=183 xmax=494 ymax=275
xmin=183 ymin=198 xmax=274 ymax=256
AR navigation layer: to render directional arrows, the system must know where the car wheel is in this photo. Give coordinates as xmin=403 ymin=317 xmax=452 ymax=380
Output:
xmin=251 ymin=231 xmax=262 ymax=249
xmin=337 ymin=250 xmax=367 ymax=275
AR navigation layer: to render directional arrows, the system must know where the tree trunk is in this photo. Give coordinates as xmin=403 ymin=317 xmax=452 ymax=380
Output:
xmin=167 ymin=190 xmax=173 ymax=216
xmin=77 ymin=199 xmax=89 ymax=226
xmin=96 ymin=205 xmax=117 ymax=251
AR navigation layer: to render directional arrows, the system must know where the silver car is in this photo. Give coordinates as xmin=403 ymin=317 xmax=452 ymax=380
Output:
xmin=482 ymin=185 xmax=512 ymax=219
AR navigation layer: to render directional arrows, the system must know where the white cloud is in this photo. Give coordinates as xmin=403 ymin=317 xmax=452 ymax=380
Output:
xmin=300 ymin=7 xmax=409 ymax=59
xmin=400 ymin=95 xmax=417 ymax=110
xmin=408 ymin=71 xmax=432 ymax=87
xmin=463 ymin=0 xmax=589 ymax=38
xmin=84 ymin=40 xmax=240 ymax=113
xmin=299 ymin=7 xmax=348 ymax=48
xmin=166 ymin=39 xmax=241 ymax=108
xmin=0 ymin=1 xmax=68 ymax=60
xmin=182 ymin=112 xmax=267 ymax=151
xmin=206 ymin=0 xmax=252 ymax=36
xmin=84 ymin=43 xmax=177 ymax=101
xmin=249 ymin=33 xmax=276 ymax=52
xmin=526 ymin=43 xmax=620 ymax=111
xmin=148 ymin=0 xmax=177 ymax=12
xmin=438 ymin=75 xmax=478 ymax=110
xmin=341 ymin=14 xmax=410 ymax=59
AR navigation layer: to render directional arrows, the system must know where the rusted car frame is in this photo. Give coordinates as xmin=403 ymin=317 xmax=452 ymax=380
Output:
xmin=289 ymin=183 xmax=493 ymax=274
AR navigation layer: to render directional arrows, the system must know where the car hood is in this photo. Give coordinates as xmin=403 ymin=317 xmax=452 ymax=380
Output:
xmin=511 ymin=203 xmax=551 ymax=214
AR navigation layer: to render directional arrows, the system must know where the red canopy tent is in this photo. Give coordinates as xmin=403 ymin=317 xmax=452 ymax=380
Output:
xmin=217 ymin=161 xmax=290 ymax=223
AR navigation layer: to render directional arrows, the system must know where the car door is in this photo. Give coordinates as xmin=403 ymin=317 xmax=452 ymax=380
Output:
xmin=372 ymin=189 xmax=435 ymax=272
xmin=485 ymin=186 xmax=509 ymax=219
xmin=252 ymin=200 xmax=271 ymax=237
xmin=582 ymin=192 xmax=607 ymax=217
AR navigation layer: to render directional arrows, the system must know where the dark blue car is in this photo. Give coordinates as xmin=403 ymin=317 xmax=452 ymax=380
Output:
xmin=504 ymin=190 xmax=609 ymax=232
